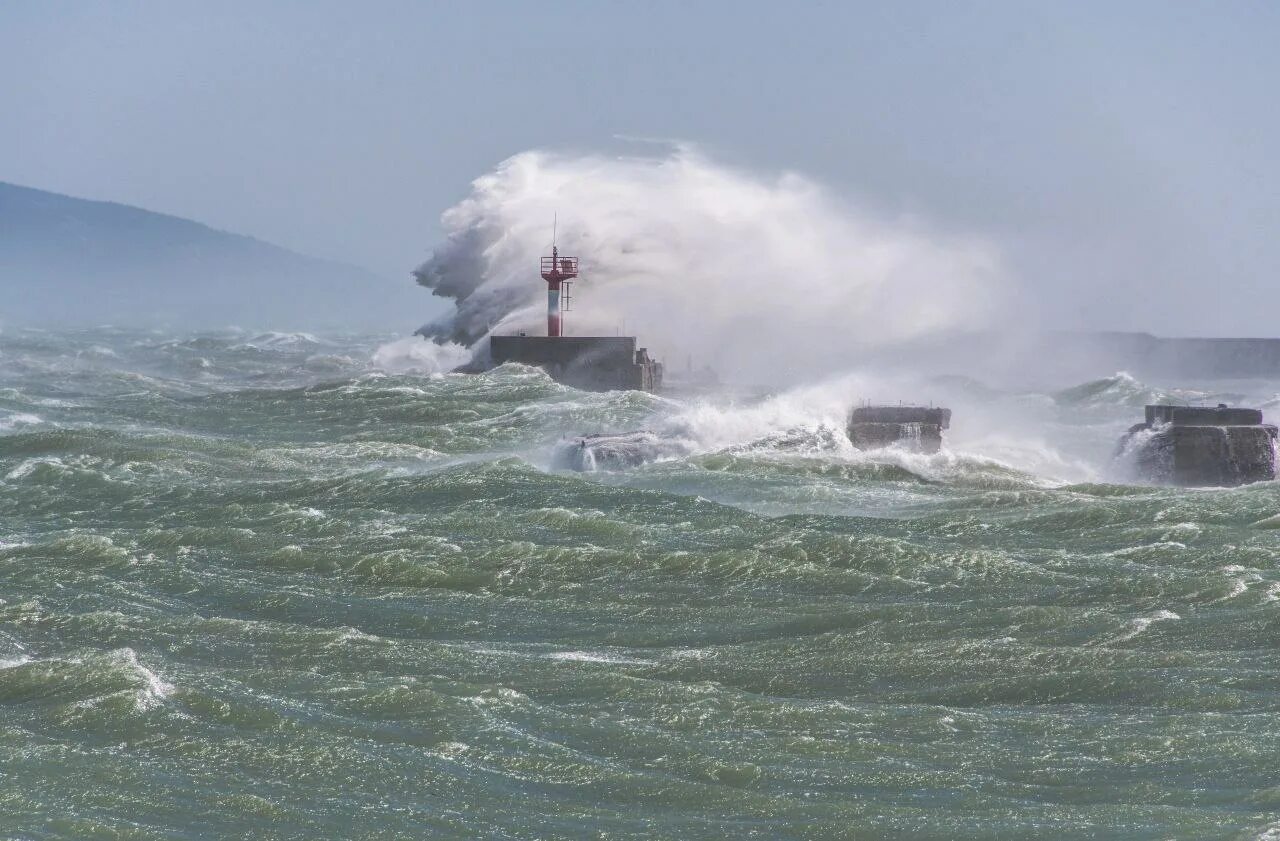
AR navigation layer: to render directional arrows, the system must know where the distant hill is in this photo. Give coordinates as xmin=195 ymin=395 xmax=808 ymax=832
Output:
xmin=0 ymin=181 xmax=424 ymax=329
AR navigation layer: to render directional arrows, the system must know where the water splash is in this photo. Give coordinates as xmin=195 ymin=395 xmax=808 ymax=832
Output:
xmin=372 ymin=336 xmax=471 ymax=375
xmin=414 ymin=146 xmax=1007 ymax=383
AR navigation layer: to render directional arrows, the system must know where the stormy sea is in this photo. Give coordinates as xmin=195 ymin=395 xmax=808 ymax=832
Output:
xmin=3 ymin=326 xmax=1280 ymax=839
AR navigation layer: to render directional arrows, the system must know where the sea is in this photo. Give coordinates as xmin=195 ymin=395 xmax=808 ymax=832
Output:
xmin=2 ymin=327 xmax=1279 ymax=839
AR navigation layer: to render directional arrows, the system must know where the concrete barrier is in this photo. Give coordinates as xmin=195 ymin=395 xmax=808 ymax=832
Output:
xmin=489 ymin=335 xmax=663 ymax=392
xmin=1117 ymin=404 xmax=1277 ymax=487
xmin=847 ymin=406 xmax=951 ymax=454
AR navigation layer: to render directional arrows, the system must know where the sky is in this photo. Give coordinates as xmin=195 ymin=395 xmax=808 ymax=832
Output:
xmin=2 ymin=0 xmax=1278 ymax=336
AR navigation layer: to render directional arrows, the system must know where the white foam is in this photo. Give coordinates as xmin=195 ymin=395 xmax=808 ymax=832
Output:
xmin=1104 ymin=610 xmax=1181 ymax=645
xmin=5 ymin=456 xmax=61 ymax=480
xmin=112 ymin=648 xmax=174 ymax=710
xmin=545 ymin=650 xmax=648 ymax=665
xmin=435 ymin=741 xmax=471 ymax=759
xmin=325 ymin=627 xmax=381 ymax=648
xmin=631 ymin=372 xmax=1083 ymax=485
xmin=372 ymin=337 xmax=471 ymax=375
xmin=243 ymin=331 xmax=323 ymax=348
xmin=1214 ymin=575 xmax=1251 ymax=602
xmin=1254 ymin=820 xmax=1280 ymax=841
xmin=0 ymin=411 xmax=42 ymax=432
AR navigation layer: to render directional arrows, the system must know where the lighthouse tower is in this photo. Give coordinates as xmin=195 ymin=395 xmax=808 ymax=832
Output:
xmin=540 ymin=246 xmax=578 ymax=338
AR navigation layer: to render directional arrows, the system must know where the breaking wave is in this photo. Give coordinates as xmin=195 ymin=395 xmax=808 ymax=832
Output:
xmin=413 ymin=146 xmax=1007 ymax=383
xmin=372 ymin=336 xmax=471 ymax=375
xmin=1053 ymin=371 xmax=1227 ymax=408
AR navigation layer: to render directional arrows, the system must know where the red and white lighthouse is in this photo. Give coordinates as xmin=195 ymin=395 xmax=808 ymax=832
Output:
xmin=540 ymin=246 xmax=578 ymax=338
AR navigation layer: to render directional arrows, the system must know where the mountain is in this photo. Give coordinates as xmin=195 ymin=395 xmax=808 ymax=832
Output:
xmin=0 ymin=181 xmax=425 ymax=329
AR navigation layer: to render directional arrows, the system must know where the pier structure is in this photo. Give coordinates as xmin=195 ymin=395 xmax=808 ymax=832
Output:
xmin=847 ymin=406 xmax=952 ymax=453
xmin=1117 ymin=404 xmax=1277 ymax=486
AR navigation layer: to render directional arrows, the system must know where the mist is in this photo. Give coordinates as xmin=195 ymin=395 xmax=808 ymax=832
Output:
xmin=0 ymin=181 xmax=425 ymax=331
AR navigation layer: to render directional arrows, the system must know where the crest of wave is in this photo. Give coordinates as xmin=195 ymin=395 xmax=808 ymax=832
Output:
xmin=414 ymin=146 xmax=1006 ymax=383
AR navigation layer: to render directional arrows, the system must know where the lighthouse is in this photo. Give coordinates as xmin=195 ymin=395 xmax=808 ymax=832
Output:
xmin=540 ymin=246 xmax=577 ymax=337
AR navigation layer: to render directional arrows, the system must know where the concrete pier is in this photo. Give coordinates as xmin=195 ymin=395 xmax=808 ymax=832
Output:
xmin=847 ymin=406 xmax=951 ymax=454
xmin=1117 ymin=404 xmax=1277 ymax=487
xmin=489 ymin=335 xmax=663 ymax=392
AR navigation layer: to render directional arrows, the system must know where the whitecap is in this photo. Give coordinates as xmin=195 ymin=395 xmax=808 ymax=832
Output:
xmin=1103 ymin=610 xmax=1181 ymax=645
xmin=545 ymin=650 xmax=648 ymax=665
xmin=5 ymin=456 xmax=61 ymax=480
xmin=371 ymin=337 xmax=472 ymax=375
xmin=112 ymin=648 xmax=174 ymax=710
xmin=0 ymin=411 xmax=42 ymax=432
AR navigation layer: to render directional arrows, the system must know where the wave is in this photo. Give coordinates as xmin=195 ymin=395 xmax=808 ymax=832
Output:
xmin=0 ymin=410 xmax=43 ymax=432
xmin=0 ymin=647 xmax=172 ymax=713
xmin=1052 ymin=371 xmax=1225 ymax=409
xmin=238 ymin=331 xmax=325 ymax=349
xmin=371 ymin=336 xmax=472 ymax=375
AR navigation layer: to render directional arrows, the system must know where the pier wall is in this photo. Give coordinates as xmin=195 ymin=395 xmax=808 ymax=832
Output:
xmin=847 ymin=406 xmax=951 ymax=453
xmin=1117 ymin=404 xmax=1277 ymax=487
xmin=489 ymin=336 xmax=663 ymax=391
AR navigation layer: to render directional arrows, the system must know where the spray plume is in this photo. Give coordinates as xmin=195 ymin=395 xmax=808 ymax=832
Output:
xmin=415 ymin=146 xmax=1007 ymax=383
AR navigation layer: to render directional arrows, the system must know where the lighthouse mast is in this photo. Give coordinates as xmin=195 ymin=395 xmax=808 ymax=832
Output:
xmin=540 ymin=239 xmax=578 ymax=338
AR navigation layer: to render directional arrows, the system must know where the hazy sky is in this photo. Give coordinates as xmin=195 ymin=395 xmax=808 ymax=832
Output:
xmin=3 ymin=1 xmax=1277 ymax=335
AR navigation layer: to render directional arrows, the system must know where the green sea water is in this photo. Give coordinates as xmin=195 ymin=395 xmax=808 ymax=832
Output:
xmin=2 ymin=328 xmax=1279 ymax=839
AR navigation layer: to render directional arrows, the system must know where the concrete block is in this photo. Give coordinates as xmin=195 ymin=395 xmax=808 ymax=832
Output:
xmin=1117 ymin=404 xmax=1277 ymax=487
xmin=489 ymin=335 xmax=663 ymax=392
xmin=1145 ymin=405 xmax=1263 ymax=426
xmin=847 ymin=406 xmax=950 ymax=454
xmin=850 ymin=406 xmax=951 ymax=428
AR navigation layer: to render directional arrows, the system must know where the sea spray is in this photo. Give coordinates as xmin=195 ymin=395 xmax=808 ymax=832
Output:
xmin=372 ymin=336 xmax=471 ymax=375
xmin=645 ymin=370 xmax=1098 ymax=484
xmin=414 ymin=147 xmax=1008 ymax=383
